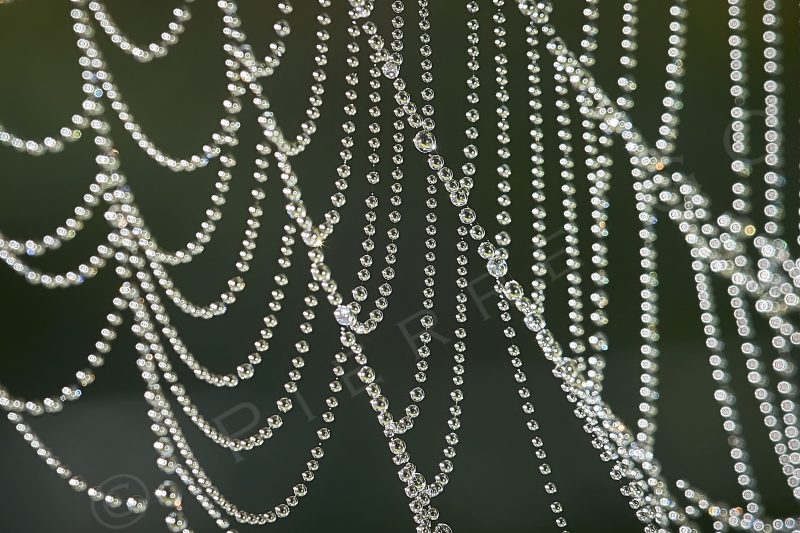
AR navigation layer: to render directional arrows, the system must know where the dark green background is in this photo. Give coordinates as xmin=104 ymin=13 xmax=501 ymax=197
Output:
xmin=1 ymin=1 xmax=799 ymax=531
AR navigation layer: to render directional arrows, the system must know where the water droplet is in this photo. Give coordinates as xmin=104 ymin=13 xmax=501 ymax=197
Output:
xmin=334 ymin=305 xmax=356 ymax=326
xmin=524 ymin=313 xmax=544 ymax=332
xmin=155 ymin=480 xmax=182 ymax=508
xmin=302 ymin=228 xmax=325 ymax=248
xmin=153 ymin=437 xmax=174 ymax=457
xmin=358 ymin=366 xmax=376 ymax=384
xmin=389 ymin=438 xmax=406 ymax=455
xmin=277 ymin=397 xmax=293 ymax=412
xmin=382 ymin=61 xmax=400 ymax=79
xmin=410 ymin=387 xmax=425 ymax=402
xmin=157 ymin=456 xmax=178 ymax=474
xmin=487 ymin=257 xmax=507 ymax=278
xmin=273 ymin=20 xmax=291 ymax=37
xmin=413 ymin=131 xmax=436 ymax=153
xmin=237 ymin=363 xmax=254 ymax=379
xmin=370 ymin=395 xmax=388 ymax=412
xmin=126 ymin=494 xmax=148 ymax=514
xmin=504 ymin=281 xmax=523 ymax=300
xmin=228 ymin=276 xmax=245 ymax=292
xmin=165 ymin=510 xmax=188 ymax=532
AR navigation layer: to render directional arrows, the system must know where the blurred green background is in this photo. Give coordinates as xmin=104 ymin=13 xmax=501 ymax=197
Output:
xmin=1 ymin=0 xmax=799 ymax=531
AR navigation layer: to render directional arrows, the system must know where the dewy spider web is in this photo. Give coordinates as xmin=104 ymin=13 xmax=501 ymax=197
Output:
xmin=0 ymin=0 xmax=799 ymax=531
